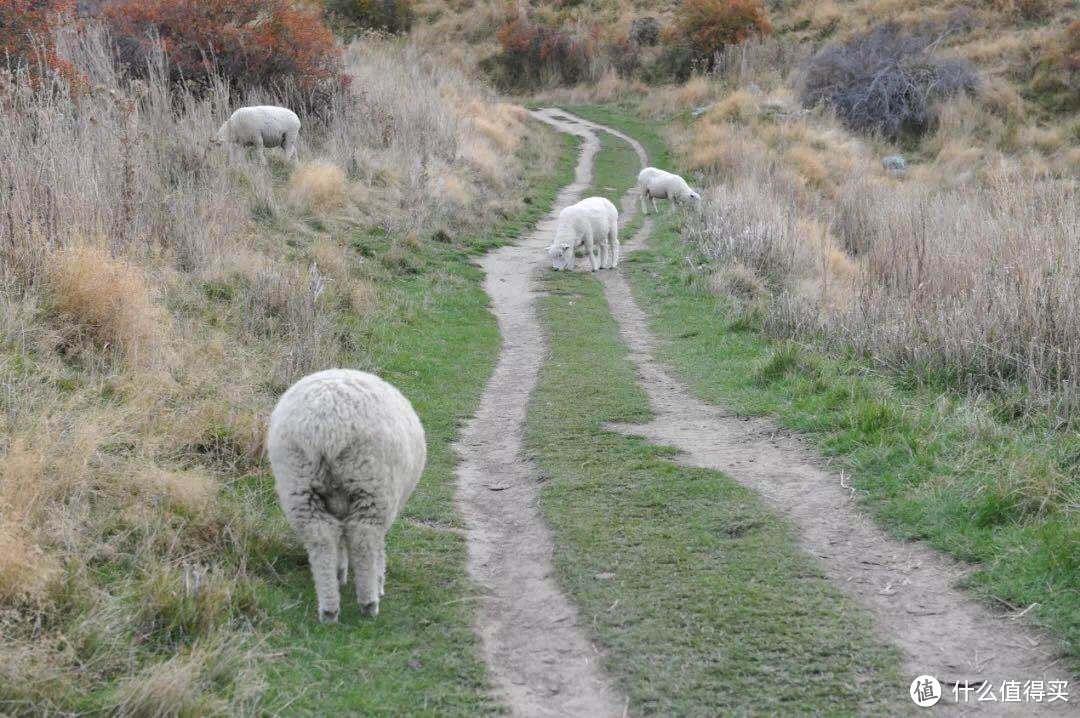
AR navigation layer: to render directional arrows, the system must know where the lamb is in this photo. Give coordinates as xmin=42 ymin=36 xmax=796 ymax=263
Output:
xmin=215 ymin=105 xmax=301 ymax=164
xmin=636 ymin=167 xmax=701 ymax=214
xmin=266 ymin=368 xmax=426 ymax=622
xmin=546 ymin=196 xmax=620 ymax=272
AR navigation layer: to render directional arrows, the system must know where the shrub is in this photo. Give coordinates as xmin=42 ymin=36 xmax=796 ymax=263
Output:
xmin=800 ymin=23 xmax=978 ymax=138
xmin=492 ymin=15 xmax=594 ymax=88
xmin=665 ymin=0 xmax=771 ymax=73
xmin=629 ymin=16 xmax=660 ymax=47
xmin=103 ymin=0 xmax=340 ymax=94
xmin=326 ymin=0 xmax=414 ymax=35
xmin=0 ymin=0 xmax=82 ymax=87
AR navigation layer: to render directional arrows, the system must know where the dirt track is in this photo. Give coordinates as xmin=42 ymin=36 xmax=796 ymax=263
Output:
xmin=455 ymin=107 xmax=1075 ymax=716
xmin=453 ymin=108 xmax=626 ymax=718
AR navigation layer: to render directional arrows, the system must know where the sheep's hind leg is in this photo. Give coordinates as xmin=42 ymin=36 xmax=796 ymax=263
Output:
xmin=337 ymin=531 xmax=348 ymax=586
xmin=346 ymin=521 xmax=386 ymax=616
xmin=298 ymin=516 xmax=343 ymax=623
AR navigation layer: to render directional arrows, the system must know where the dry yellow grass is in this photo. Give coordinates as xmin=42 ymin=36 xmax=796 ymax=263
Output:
xmin=438 ymin=171 xmax=475 ymax=206
xmin=133 ymin=467 xmax=217 ymax=515
xmin=288 ymin=161 xmax=349 ymax=211
xmin=349 ymin=276 xmax=379 ymax=315
xmin=0 ymin=524 xmax=57 ymax=603
xmin=311 ymin=238 xmax=354 ymax=284
xmin=707 ymin=262 xmax=766 ymax=299
xmin=45 ymin=243 xmax=164 ymax=367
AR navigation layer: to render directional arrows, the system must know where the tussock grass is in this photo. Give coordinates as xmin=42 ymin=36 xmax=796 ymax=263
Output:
xmin=44 ymin=243 xmax=165 ymax=368
xmin=288 ymin=161 xmax=349 ymax=210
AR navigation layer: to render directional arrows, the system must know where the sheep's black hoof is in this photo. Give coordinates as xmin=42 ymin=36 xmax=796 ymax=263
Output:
xmin=319 ymin=609 xmax=339 ymax=624
xmin=359 ymin=601 xmax=379 ymax=617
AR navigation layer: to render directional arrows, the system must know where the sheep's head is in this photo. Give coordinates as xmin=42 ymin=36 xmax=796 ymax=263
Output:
xmin=678 ymin=188 xmax=702 ymax=208
xmin=548 ymin=242 xmax=572 ymax=271
xmin=212 ymin=122 xmax=228 ymax=144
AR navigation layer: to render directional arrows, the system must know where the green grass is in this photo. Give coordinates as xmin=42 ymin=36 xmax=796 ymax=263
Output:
xmin=627 ymin=216 xmax=1080 ymax=674
xmin=561 ymin=104 xmax=672 ymax=172
xmin=253 ymin=126 xmax=581 ymax=715
xmin=566 ymin=103 xmax=1078 ymax=674
xmin=526 ymin=120 xmax=906 ymax=715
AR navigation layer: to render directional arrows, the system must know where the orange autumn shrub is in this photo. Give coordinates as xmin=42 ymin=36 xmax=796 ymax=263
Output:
xmin=0 ymin=0 xmax=83 ymax=88
xmin=668 ymin=0 xmax=771 ymax=60
xmin=103 ymin=0 xmax=341 ymax=94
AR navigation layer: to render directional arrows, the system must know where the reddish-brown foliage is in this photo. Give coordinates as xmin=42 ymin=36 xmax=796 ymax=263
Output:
xmin=494 ymin=15 xmax=595 ymax=87
xmin=669 ymin=0 xmax=771 ymax=58
xmin=103 ymin=0 xmax=341 ymax=92
xmin=0 ymin=0 xmax=83 ymax=87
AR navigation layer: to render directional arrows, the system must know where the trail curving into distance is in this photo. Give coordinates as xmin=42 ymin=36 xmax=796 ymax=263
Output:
xmin=457 ymin=106 xmax=1073 ymax=716
xmin=575 ymin=110 xmax=1074 ymax=716
xmin=453 ymin=108 xmax=626 ymax=718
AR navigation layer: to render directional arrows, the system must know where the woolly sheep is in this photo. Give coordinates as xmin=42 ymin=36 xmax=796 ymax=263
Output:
xmin=547 ymin=196 xmax=620 ymax=272
xmin=637 ymin=167 xmax=700 ymax=214
xmin=215 ymin=105 xmax=300 ymax=164
xmin=267 ymin=369 xmax=426 ymax=622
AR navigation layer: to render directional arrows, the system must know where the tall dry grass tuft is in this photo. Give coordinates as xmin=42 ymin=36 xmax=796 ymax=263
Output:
xmin=288 ymin=161 xmax=349 ymax=210
xmin=45 ymin=243 xmax=165 ymax=367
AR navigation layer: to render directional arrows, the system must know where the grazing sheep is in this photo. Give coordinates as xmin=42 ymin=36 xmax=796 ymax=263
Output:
xmin=547 ymin=196 xmax=620 ymax=272
xmin=637 ymin=167 xmax=701 ymax=214
xmin=267 ymin=369 xmax=426 ymax=622
xmin=215 ymin=105 xmax=300 ymax=164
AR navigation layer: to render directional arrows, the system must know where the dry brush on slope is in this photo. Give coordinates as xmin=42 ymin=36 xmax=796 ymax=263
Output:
xmin=0 ymin=20 xmax=532 ymax=713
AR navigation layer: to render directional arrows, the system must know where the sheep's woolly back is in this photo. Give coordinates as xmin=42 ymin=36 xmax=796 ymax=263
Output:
xmin=642 ymin=168 xmax=697 ymax=200
xmin=266 ymin=368 xmax=426 ymax=526
xmin=554 ymin=197 xmax=617 ymax=245
xmin=221 ymin=106 xmax=300 ymax=147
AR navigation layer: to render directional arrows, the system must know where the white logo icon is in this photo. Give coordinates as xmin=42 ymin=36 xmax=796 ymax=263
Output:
xmin=911 ymin=675 xmax=942 ymax=707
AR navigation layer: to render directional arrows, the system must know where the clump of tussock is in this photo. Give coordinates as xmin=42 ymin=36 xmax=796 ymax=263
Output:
xmin=44 ymin=244 xmax=165 ymax=367
xmin=288 ymin=161 xmax=349 ymax=211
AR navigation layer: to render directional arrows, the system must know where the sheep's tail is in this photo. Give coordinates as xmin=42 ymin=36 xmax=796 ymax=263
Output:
xmin=315 ymin=455 xmax=350 ymax=519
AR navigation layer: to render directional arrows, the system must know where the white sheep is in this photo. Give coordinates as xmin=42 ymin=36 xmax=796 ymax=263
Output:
xmin=637 ymin=167 xmax=700 ymax=214
xmin=266 ymin=368 xmax=426 ymax=622
xmin=215 ymin=105 xmax=300 ymax=164
xmin=546 ymin=196 xmax=620 ymax=272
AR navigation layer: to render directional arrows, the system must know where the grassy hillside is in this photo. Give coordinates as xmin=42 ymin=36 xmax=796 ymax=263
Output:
xmin=0 ymin=26 xmax=568 ymax=713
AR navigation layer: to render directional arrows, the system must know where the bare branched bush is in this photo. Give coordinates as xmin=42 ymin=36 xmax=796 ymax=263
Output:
xmin=800 ymin=23 xmax=978 ymax=137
